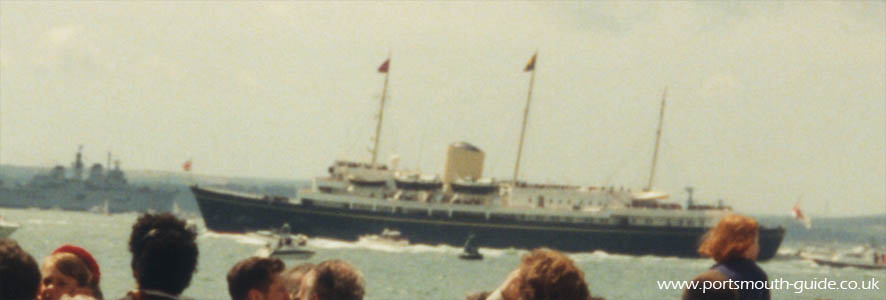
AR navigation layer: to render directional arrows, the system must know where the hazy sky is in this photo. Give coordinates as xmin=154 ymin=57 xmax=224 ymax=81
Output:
xmin=1 ymin=2 xmax=884 ymax=216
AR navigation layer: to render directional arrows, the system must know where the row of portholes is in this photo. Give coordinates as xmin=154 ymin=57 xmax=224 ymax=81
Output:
xmin=630 ymin=217 xmax=701 ymax=227
xmin=517 ymin=214 xmax=613 ymax=224
xmin=527 ymin=197 xmax=600 ymax=207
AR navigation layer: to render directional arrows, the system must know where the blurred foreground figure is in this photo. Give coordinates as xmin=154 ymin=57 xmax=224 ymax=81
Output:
xmin=39 ymin=244 xmax=104 ymax=300
xmin=296 ymin=260 xmax=364 ymax=300
xmin=483 ymin=248 xmax=604 ymax=300
xmin=682 ymin=270 xmax=739 ymax=300
xmin=690 ymin=214 xmax=769 ymax=300
xmin=227 ymin=256 xmax=288 ymax=300
xmin=280 ymin=263 xmax=314 ymax=299
xmin=0 ymin=238 xmax=41 ymax=300
xmin=118 ymin=213 xmax=198 ymax=300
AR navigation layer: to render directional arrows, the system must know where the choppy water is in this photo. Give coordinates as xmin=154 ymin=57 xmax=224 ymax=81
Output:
xmin=3 ymin=208 xmax=884 ymax=300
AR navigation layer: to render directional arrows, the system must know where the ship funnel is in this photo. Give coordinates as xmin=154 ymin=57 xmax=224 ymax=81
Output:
xmin=390 ymin=155 xmax=400 ymax=170
xmin=443 ymin=142 xmax=484 ymax=184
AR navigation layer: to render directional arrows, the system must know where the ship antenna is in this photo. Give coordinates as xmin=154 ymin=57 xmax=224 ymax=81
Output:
xmin=73 ymin=145 xmax=85 ymax=180
xmin=646 ymin=87 xmax=667 ymax=191
xmin=371 ymin=52 xmax=391 ymax=166
xmin=514 ymin=51 xmax=538 ymax=182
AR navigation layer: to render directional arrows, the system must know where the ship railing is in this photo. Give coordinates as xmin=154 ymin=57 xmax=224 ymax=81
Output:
xmin=302 ymin=189 xmax=618 ymax=222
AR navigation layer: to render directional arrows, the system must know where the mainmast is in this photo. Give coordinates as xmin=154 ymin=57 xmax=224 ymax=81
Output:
xmin=646 ymin=87 xmax=668 ymax=191
xmin=513 ymin=52 xmax=537 ymax=182
xmin=371 ymin=56 xmax=391 ymax=166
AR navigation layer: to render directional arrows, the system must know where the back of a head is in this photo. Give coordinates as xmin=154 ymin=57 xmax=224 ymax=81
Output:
xmin=0 ymin=238 xmax=41 ymax=300
xmin=306 ymin=260 xmax=364 ymax=300
xmin=227 ymin=256 xmax=285 ymax=300
xmin=682 ymin=270 xmax=739 ymax=300
xmin=128 ymin=213 xmax=198 ymax=295
xmin=698 ymin=214 xmax=759 ymax=263
xmin=508 ymin=248 xmax=591 ymax=300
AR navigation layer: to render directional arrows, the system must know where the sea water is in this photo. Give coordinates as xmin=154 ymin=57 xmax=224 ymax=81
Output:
xmin=4 ymin=208 xmax=884 ymax=300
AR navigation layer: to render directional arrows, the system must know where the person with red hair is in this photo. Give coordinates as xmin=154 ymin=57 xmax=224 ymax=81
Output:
xmin=39 ymin=244 xmax=103 ymax=300
xmin=688 ymin=214 xmax=769 ymax=300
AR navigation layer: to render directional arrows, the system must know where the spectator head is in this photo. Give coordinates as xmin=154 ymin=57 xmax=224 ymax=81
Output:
xmin=227 ymin=256 xmax=287 ymax=300
xmin=281 ymin=263 xmax=314 ymax=299
xmin=128 ymin=213 xmax=198 ymax=296
xmin=40 ymin=245 xmax=103 ymax=300
xmin=297 ymin=260 xmax=364 ymax=300
xmin=0 ymin=238 xmax=41 ymax=300
xmin=698 ymin=214 xmax=759 ymax=262
xmin=682 ymin=270 xmax=739 ymax=300
xmin=495 ymin=248 xmax=592 ymax=300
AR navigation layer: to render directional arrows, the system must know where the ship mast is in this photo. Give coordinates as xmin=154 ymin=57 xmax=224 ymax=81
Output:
xmin=513 ymin=52 xmax=537 ymax=182
xmin=371 ymin=56 xmax=391 ymax=166
xmin=646 ymin=87 xmax=667 ymax=191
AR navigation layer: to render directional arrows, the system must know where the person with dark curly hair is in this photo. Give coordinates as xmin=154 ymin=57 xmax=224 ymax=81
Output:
xmin=227 ymin=256 xmax=288 ymax=300
xmin=118 ymin=213 xmax=198 ymax=300
xmin=295 ymin=260 xmax=364 ymax=300
xmin=485 ymin=248 xmax=604 ymax=300
xmin=0 ymin=238 xmax=41 ymax=300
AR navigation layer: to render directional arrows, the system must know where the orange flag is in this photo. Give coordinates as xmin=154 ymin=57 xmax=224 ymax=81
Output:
xmin=183 ymin=160 xmax=192 ymax=172
xmin=524 ymin=53 xmax=537 ymax=72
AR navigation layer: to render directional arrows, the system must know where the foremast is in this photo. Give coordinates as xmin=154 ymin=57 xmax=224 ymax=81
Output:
xmin=646 ymin=87 xmax=667 ymax=191
xmin=371 ymin=56 xmax=391 ymax=166
xmin=513 ymin=52 xmax=537 ymax=182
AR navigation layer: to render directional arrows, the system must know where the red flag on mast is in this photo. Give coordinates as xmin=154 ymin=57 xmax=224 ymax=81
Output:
xmin=524 ymin=53 xmax=537 ymax=72
xmin=378 ymin=58 xmax=390 ymax=73
xmin=183 ymin=160 xmax=192 ymax=172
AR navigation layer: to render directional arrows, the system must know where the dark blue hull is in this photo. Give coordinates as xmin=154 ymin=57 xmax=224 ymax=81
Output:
xmin=191 ymin=186 xmax=785 ymax=260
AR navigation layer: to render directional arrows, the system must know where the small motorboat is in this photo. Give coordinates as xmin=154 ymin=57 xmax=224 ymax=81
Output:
xmin=359 ymin=228 xmax=409 ymax=246
xmin=809 ymin=245 xmax=886 ymax=270
xmin=458 ymin=234 xmax=483 ymax=260
xmin=254 ymin=223 xmax=314 ymax=259
xmin=257 ymin=233 xmax=314 ymax=259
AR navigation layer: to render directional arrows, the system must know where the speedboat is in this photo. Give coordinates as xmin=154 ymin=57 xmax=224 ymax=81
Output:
xmin=810 ymin=245 xmax=886 ymax=270
xmin=0 ymin=216 xmax=19 ymax=238
xmin=256 ymin=233 xmax=314 ymax=259
xmin=358 ymin=228 xmax=409 ymax=247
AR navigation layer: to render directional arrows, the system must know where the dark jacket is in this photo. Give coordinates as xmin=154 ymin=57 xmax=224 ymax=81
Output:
xmin=116 ymin=290 xmax=188 ymax=300
xmin=711 ymin=259 xmax=771 ymax=300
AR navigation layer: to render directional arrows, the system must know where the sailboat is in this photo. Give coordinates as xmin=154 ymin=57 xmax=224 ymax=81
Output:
xmin=459 ymin=234 xmax=483 ymax=260
xmin=190 ymin=54 xmax=786 ymax=259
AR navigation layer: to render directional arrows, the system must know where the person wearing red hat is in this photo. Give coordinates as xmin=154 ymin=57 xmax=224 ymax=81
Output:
xmin=39 ymin=244 xmax=104 ymax=300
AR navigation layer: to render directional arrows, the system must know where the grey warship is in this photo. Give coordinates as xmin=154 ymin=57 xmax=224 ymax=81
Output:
xmin=0 ymin=147 xmax=176 ymax=213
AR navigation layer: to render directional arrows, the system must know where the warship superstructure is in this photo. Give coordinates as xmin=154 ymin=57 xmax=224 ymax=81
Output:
xmin=0 ymin=147 xmax=176 ymax=213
